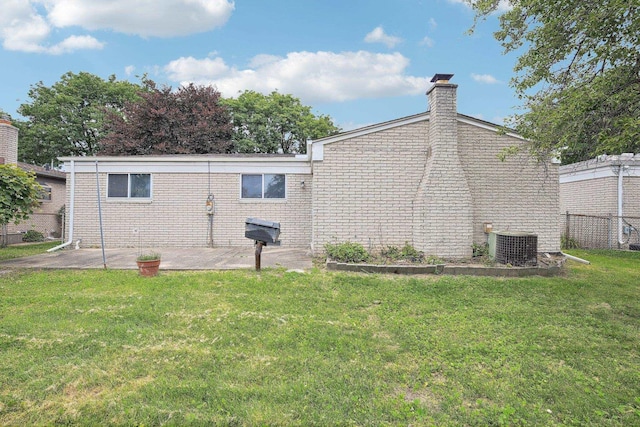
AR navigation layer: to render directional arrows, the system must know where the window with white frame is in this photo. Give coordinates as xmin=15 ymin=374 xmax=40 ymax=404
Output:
xmin=38 ymin=183 xmax=52 ymax=201
xmin=241 ymin=174 xmax=285 ymax=199
xmin=108 ymin=174 xmax=151 ymax=198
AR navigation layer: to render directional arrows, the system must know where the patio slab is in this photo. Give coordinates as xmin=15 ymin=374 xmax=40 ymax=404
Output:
xmin=0 ymin=246 xmax=313 ymax=271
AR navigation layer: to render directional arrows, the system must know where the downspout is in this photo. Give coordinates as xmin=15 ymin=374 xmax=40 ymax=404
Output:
xmin=561 ymin=252 xmax=590 ymax=264
xmin=618 ymin=164 xmax=626 ymax=245
xmin=47 ymin=160 xmax=75 ymax=252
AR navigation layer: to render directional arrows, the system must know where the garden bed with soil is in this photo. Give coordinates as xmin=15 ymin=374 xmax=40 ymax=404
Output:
xmin=324 ymin=241 xmax=565 ymax=277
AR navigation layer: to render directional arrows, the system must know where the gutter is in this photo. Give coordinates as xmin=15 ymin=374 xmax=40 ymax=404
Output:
xmin=618 ymin=164 xmax=627 ymax=245
xmin=561 ymin=252 xmax=590 ymax=265
xmin=48 ymin=160 xmax=75 ymax=252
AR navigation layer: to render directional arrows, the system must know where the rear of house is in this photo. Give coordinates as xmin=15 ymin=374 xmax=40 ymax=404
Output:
xmin=58 ymin=74 xmax=561 ymax=257
xmin=60 ymin=155 xmax=312 ymax=249
xmin=311 ymin=75 xmax=559 ymax=257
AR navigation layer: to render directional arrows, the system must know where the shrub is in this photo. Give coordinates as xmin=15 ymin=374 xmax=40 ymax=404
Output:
xmin=324 ymin=241 xmax=370 ymax=263
xmin=22 ymin=230 xmax=44 ymax=242
xmin=472 ymin=242 xmax=489 ymax=257
xmin=561 ymin=234 xmax=580 ymax=249
xmin=377 ymin=242 xmax=428 ymax=263
xmin=400 ymin=242 xmax=424 ymax=262
xmin=380 ymin=245 xmax=402 ymax=260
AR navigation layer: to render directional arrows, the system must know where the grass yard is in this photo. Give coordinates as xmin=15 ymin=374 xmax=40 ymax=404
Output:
xmin=0 ymin=241 xmax=59 ymax=261
xmin=0 ymin=249 xmax=638 ymax=426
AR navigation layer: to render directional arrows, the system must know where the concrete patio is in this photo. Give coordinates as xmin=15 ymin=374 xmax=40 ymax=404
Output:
xmin=0 ymin=246 xmax=313 ymax=271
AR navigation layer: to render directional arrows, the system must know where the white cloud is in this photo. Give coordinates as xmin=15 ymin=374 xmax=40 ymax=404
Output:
xmin=48 ymin=35 xmax=105 ymax=55
xmin=364 ymin=26 xmax=402 ymax=49
xmin=0 ymin=1 xmax=50 ymax=52
xmin=428 ymin=18 xmax=437 ymax=30
xmin=165 ymin=56 xmax=230 ymax=81
xmin=0 ymin=0 xmax=234 ymax=54
xmin=0 ymin=0 xmax=104 ymax=55
xmin=420 ymin=36 xmax=435 ymax=48
xmin=48 ymin=0 xmax=235 ymax=37
xmin=164 ymin=51 xmax=430 ymax=103
xmin=125 ymin=65 xmax=136 ymax=76
xmin=471 ymin=73 xmax=500 ymax=84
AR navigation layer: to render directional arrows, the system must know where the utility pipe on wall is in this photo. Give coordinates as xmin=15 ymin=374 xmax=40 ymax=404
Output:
xmin=48 ymin=160 xmax=75 ymax=252
xmin=95 ymin=161 xmax=107 ymax=268
xmin=618 ymin=164 xmax=627 ymax=245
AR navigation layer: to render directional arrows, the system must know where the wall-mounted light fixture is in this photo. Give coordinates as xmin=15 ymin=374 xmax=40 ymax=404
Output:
xmin=300 ymin=180 xmax=305 ymax=188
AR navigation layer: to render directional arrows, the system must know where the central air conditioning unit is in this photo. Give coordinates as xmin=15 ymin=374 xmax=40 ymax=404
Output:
xmin=488 ymin=231 xmax=538 ymax=266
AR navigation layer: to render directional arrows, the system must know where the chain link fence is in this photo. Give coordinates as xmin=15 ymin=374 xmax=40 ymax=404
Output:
xmin=562 ymin=212 xmax=640 ymax=250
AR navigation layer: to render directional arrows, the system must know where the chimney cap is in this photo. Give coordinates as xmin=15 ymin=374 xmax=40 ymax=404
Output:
xmin=431 ymin=73 xmax=454 ymax=83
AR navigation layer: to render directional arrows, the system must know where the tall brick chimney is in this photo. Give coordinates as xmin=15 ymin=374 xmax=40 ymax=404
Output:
xmin=413 ymin=73 xmax=474 ymax=258
xmin=0 ymin=114 xmax=18 ymax=165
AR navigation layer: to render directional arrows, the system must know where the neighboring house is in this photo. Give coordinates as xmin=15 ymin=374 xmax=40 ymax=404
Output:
xmin=58 ymin=74 xmax=560 ymax=257
xmin=0 ymin=117 xmax=66 ymax=244
xmin=559 ymin=153 xmax=640 ymax=248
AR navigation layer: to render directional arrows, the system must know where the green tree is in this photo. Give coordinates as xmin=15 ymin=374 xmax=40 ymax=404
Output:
xmin=223 ymin=91 xmax=340 ymax=154
xmin=17 ymin=72 xmax=143 ymax=166
xmin=0 ymin=165 xmax=42 ymax=247
xmin=470 ymin=0 xmax=640 ymax=163
xmin=100 ymin=81 xmax=233 ymax=155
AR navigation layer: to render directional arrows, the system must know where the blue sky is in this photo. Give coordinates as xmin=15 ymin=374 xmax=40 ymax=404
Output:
xmin=0 ymin=0 xmax=519 ymax=131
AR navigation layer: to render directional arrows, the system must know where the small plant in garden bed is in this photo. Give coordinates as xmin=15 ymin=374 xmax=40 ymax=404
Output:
xmin=327 ymin=241 xmax=444 ymax=265
xmin=470 ymin=242 xmax=495 ymax=266
xmin=377 ymin=242 xmax=434 ymax=264
xmin=324 ymin=241 xmax=370 ymax=263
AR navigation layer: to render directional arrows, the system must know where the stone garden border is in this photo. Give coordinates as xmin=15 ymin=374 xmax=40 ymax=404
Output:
xmin=326 ymin=260 xmax=562 ymax=277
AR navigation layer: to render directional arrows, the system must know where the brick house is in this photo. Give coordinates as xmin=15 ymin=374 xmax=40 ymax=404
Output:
xmin=559 ymin=153 xmax=640 ymax=248
xmin=0 ymin=117 xmax=66 ymax=244
xmin=57 ymin=74 xmax=560 ymax=257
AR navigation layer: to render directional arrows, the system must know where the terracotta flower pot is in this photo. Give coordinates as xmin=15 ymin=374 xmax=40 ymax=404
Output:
xmin=136 ymin=259 xmax=161 ymax=277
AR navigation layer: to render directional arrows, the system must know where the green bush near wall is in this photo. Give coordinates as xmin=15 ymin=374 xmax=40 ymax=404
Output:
xmin=324 ymin=241 xmax=370 ymax=263
xmin=21 ymin=230 xmax=44 ymax=242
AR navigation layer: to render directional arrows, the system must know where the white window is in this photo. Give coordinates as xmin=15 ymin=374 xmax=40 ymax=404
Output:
xmin=108 ymin=174 xmax=151 ymax=198
xmin=241 ymin=174 xmax=285 ymax=199
xmin=38 ymin=183 xmax=52 ymax=201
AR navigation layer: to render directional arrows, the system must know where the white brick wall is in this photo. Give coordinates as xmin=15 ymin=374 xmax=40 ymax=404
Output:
xmin=312 ymin=120 xmax=560 ymax=256
xmin=457 ymin=122 xmax=560 ymax=253
xmin=560 ymin=178 xmax=618 ymax=216
xmin=0 ymin=121 xmax=18 ymax=165
xmin=312 ymin=120 xmax=429 ymax=253
xmin=560 ymin=175 xmax=640 ymax=218
xmin=68 ymin=172 xmax=312 ymax=248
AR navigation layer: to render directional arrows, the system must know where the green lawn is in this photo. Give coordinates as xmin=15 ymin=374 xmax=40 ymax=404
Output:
xmin=0 ymin=241 xmax=60 ymax=261
xmin=0 ymin=249 xmax=638 ymax=426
